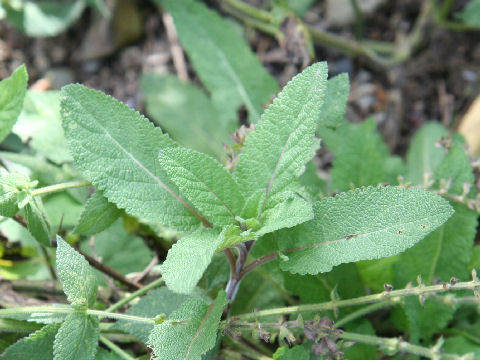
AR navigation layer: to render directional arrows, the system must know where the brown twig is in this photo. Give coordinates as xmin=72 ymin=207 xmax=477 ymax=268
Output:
xmin=162 ymin=11 xmax=189 ymax=82
xmin=130 ymin=254 xmax=159 ymax=283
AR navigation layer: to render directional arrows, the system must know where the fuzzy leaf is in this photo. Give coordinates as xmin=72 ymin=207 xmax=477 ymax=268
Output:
xmin=318 ymin=73 xmax=349 ymax=128
xmin=56 ymin=236 xmax=97 ymax=307
xmin=161 ymin=228 xmax=223 ymax=294
xmin=0 ymin=65 xmax=28 ymax=143
xmin=160 ymin=0 xmax=278 ymax=124
xmin=113 ymin=287 xmax=189 ymax=342
xmin=159 ymin=147 xmax=245 ymax=226
xmin=406 ymin=122 xmax=448 ymax=185
xmin=74 ymin=191 xmax=121 ymax=236
xmin=256 ymin=195 xmax=313 ymax=236
xmin=53 ymin=313 xmax=99 ymax=360
xmin=274 ymin=345 xmax=310 ymax=360
xmin=13 ymin=91 xmax=71 ymax=164
xmin=235 ymin=62 xmax=327 ymax=203
xmin=1 ymin=323 xmax=59 ymax=360
xmin=148 ymin=291 xmax=228 ymax=360
xmin=60 ymin=84 xmax=202 ymax=230
xmin=277 ymin=186 xmax=454 ymax=274
xmin=24 ymin=197 xmax=51 ymax=247
xmin=141 ymin=74 xmax=226 ymax=158
xmin=0 ymin=172 xmax=33 ymax=217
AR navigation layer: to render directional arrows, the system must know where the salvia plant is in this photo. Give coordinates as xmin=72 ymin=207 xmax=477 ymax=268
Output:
xmin=0 ymin=1 xmax=480 ymax=359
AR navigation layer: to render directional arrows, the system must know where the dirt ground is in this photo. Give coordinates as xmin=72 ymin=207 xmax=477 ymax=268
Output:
xmin=1 ymin=0 xmax=479 ymax=157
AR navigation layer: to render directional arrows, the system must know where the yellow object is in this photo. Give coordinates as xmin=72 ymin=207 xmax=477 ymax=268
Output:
xmin=459 ymin=95 xmax=480 ymax=154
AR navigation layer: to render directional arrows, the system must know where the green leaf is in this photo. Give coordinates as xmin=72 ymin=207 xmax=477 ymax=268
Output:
xmin=24 ymin=197 xmax=51 ymax=247
xmin=53 ymin=312 xmax=99 ymax=360
xmin=405 ymin=122 xmax=448 ymax=185
xmin=1 ymin=323 xmax=60 ymax=360
xmin=456 ymin=0 xmax=480 ymax=27
xmin=74 ymin=191 xmax=122 ymax=236
xmin=95 ymin=348 xmax=123 ymax=360
xmin=56 ymin=236 xmax=97 ymax=307
xmin=0 ymin=171 xmax=33 ymax=217
xmin=141 ymin=74 xmax=225 ymax=158
xmin=148 ymin=291 xmax=228 ymax=360
xmin=0 ymin=64 xmax=28 ymax=143
xmin=158 ymin=147 xmax=245 ymax=226
xmin=13 ymin=91 xmax=71 ymax=164
xmin=396 ymin=203 xmax=477 ymax=285
xmin=277 ymin=186 xmax=454 ymax=275
xmin=321 ymin=119 xmax=397 ymax=192
xmin=256 ymin=195 xmax=313 ymax=236
xmin=161 ymin=228 xmax=223 ymax=294
xmin=112 ymin=287 xmax=189 ymax=342
xmin=80 ymin=220 xmax=154 ymax=281
xmin=60 ymin=84 xmax=202 ymax=230
xmin=235 ymin=62 xmax=327 ymax=204
xmin=443 ymin=336 xmax=480 ymax=357
xmin=160 ymin=0 xmax=278 ymax=124
xmin=273 ymin=345 xmax=310 ymax=359
xmin=318 ymin=73 xmax=350 ymax=128
xmin=4 ymin=1 xmax=86 ymax=37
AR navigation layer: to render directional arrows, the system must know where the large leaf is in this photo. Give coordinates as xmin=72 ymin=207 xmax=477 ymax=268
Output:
xmin=148 ymin=291 xmax=228 ymax=360
xmin=405 ymin=122 xmax=448 ymax=185
xmin=53 ymin=313 xmax=99 ymax=360
xmin=277 ymin=186 xmax=454 ymax=274
xmin=160 ymin=0 xmax=278 ymax=125
xmin=60 ymin=84 xmax=204 ymax=230
xmin=317 ymin=73 xmax=349 ymax=129
xmin=13 ymin=91 xmax=71 ymax=164
xmin=141 ymin=74 xmax=225 ymax=158
xmin=74 ymin=190 xmax=121 ymax=236
xmin=112 ymin=287 xmax=190 ymax=342
xmin=0 ymin=65 xmax=28 ymax=143
xmin=161 ymin=228 xmax=223 ymax=294
xmin=55 ymin=236 xmax=97 ymax=307
xmin=1 ymin=323 xmax=59 ymax=360
xmin=158 ymin=147 xmax=244 ymax=226
xmin=235 ymin=62 xmax=327 ymax=205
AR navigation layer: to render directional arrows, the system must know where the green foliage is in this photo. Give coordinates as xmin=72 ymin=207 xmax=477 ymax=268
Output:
xmin=56 ymin=236 xmax=97 ymax=308
xmin=317 ymin=73 xmax=350 ymax=129
xmin=74 ymin=191 xmax=121 ymax=236
xmin=148 ymin=291 xmax=228 ymax=360
xmin=277 ymin=186 xmax=453 ymax=274
xmin=159 ymin=0 xmax=278 ymax=125
xmin=0 ymin=65 xmax=28 ymax=143
xmin=456 ymin=0 xmax=480 ymax=27
xmin=24 ymin=196 xmax=52 ymax=247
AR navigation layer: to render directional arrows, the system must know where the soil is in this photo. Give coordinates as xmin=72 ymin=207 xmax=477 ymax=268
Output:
xmin=1 ymin=0 xmax=479 ymax=157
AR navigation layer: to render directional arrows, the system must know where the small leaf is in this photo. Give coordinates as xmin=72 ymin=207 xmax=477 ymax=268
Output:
xmin=112 ymin=287 xmax=189 ymax=342
xmin=148 ymin=291 xmax=228 ymax=360
xmin=161 ymin=228 xmax=223 ymax=294
xmin=74 ymin=190 xmax=122 ymax=236
xmin=24 ymin=197 xmax=51 ymax=247
xmin=1 ymin=323 xmax=60 ymax=360
xmin=53 ymin=313 xmax=99 ymax=360
xmin=159 ymin=147 xmax=244 ymax=226
xmin=235 ymin=62 xmax=328 ymax=204
xmin=141 ymin=74 xmax=226 ymax=158
xmin=455 ymin=0 xmax=480 ymax=28
xmin=273 ymin=345 xmax=310 ymax=360
xmin=159 ymin=0 xmax=278 ymax=124
xmin=0 ymin=64 xmax=28 ymax=143
xmin=256 ymin=195 xmax=313 ymax=237
xmin=56 ymin=236 xmax=97 ymax=307
xmin=406 ymin=122 xmax=448 ymax=185
xmin=61 ymin=84 xmax=203 ymax=230
xmin=317 ymin=73 xmax=350 ymax=128
xmin=0 ymin=172 xmax=33 ymax=217
xmin=277 ymin=186 xmax=454 ymax=275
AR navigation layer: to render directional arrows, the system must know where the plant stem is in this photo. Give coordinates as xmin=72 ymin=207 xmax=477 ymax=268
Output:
xmin=220 ymin=0 xmax=273 ymax=23
xmin=105 ymin=277 xmax=164 ymax=313
xmin=439 ymin=0 xmax=455 ymax=20
xmin=87 ymin=309 xmax=155 ymax=324
xmin=31 ymin=180 xmax=91 ymax=197
xmin=232 ymin=275 xmax=480 ymax=320
xmin=99 ymin=335 xmax=136 ymax=360
xmin=334 ymin=301 xmax=391 ymax=328
xmin=340 ymin=331 xmax=464 ymax=359
xmin=349 ymin=0 xmax=364 ymax=39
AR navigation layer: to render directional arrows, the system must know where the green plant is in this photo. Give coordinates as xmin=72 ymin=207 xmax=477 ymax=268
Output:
xmin=0 ymin=1 xmax=480 ymax=358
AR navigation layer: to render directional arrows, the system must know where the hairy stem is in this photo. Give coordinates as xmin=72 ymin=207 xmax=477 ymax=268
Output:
xmin=30 ymin=180 xmax=92 ymax=197
xmin=232 ymin=273 xmax=480 ymax=320
xmin=105 ymin=277 xmax=164 ymax=313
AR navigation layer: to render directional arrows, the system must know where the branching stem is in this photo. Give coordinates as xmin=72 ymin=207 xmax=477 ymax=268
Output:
xmin=31 ymin=180 xmax=91 ymax=197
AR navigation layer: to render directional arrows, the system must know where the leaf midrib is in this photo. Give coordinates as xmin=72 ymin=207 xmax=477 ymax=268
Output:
xmin=183 ymin=300 xmax=216 ymax=360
